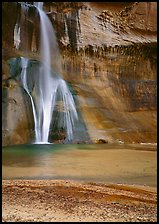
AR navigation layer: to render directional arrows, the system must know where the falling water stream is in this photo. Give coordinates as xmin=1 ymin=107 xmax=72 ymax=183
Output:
xmin=20 ymin=2 xmax=78 ymax=144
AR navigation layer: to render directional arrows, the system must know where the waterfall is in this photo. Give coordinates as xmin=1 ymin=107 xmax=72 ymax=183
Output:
xmin=14 ymin=23 xmax=21 ymax=49
xmin=34 ymin=2 xmax=43 ymax=9
xmin=19 ymin=2 xmax=78 ymax=144
xmin=20 ymin=57 xmax=42 ymax=142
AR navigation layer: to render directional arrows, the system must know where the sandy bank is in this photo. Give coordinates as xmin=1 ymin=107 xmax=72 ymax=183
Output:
xmin=2 ymin=180 xmax=157 ymax=222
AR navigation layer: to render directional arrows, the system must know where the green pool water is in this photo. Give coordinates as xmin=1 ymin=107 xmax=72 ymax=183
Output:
xmin=2 ymin=143 xmax=157 ymax=187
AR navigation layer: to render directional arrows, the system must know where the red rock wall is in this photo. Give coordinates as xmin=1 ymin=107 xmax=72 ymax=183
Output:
xmin=2 ymin=2 xmax=157 ymax=145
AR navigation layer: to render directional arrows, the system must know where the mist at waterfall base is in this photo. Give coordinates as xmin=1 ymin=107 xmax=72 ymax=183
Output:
xmin=18 ymin=2 xmax=78 ymax=144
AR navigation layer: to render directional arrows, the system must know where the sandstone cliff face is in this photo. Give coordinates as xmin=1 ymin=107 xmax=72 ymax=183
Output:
xmin=2 ymin=2 xmax=157 ymax=145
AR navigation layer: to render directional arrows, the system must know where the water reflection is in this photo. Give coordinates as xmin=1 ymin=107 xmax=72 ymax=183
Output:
xmin=2 ymin=143 xmax=157 ymax=187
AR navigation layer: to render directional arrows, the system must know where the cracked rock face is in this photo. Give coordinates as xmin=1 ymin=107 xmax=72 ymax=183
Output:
xmin=2 ymin=2 xmax=157 ymax=145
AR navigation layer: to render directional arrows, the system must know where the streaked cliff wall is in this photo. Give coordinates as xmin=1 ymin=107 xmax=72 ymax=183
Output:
xmin=2 ymin=2 xmax=157 ymax=145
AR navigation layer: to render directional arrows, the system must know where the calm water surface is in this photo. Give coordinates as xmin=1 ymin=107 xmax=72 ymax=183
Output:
xmin=2 ymin=143 xmax=157 ymax=187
